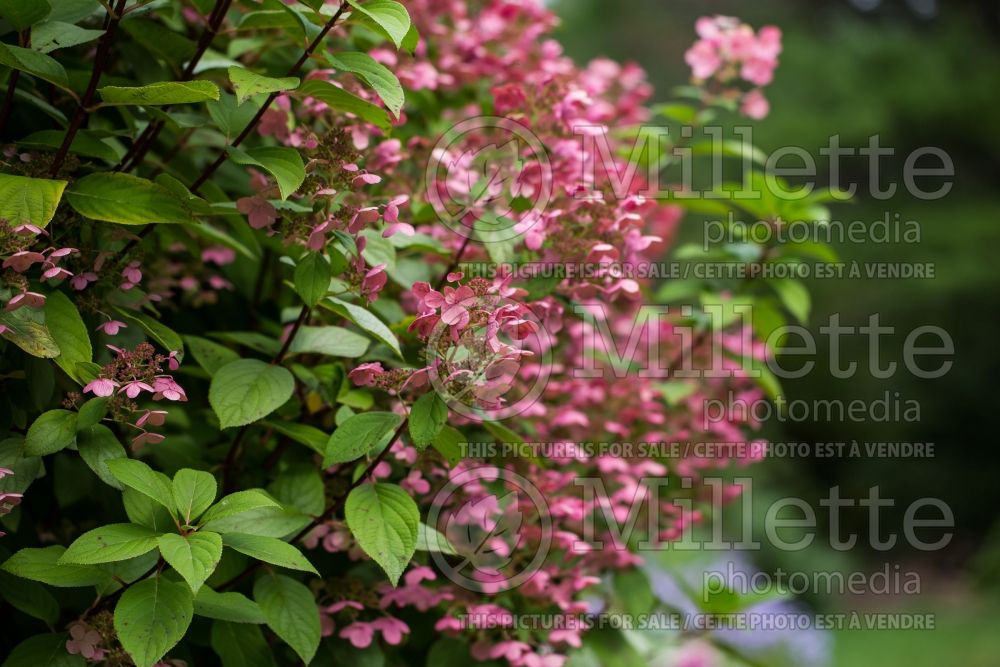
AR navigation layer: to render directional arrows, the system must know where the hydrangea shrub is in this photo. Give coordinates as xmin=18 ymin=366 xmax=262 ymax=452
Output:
xmin=0 ymin=1 xmax=836 ymax=665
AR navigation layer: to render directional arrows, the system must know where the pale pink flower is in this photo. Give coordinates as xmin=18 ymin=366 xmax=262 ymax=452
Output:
xmin=83 ymin=378 xmax=119 ymax=397
xmin=236 ymin=196 xmax=278 ymax=229
xmin=96 ymin=320 xmax=128 ymax=335
xmin=339 ymin=621 xmax=375 ymax=648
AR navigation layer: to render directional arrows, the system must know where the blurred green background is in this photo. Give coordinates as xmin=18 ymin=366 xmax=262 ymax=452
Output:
xmin=552 ymin=0 xmax=1000 ymax=664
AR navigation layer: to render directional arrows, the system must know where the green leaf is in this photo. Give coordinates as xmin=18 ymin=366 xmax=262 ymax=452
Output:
xmin=195 ymin=588 xmax=266 ymax=624
xmin=60 ymin=523 xmax=160 ymax=565
xmin=18 ymin=129 xmax=117 ymax=162
xmin=0 ymin=42 xmax=67 ymax=89
xmin=416 ymin=521 xmax=456 ymax=555
xmin=326 ymin=51 xmax=403 ymax=116
xmin=0 ymin=633 xmax=85 ymax=667
xmin=158 ymin=532 xmax=222 ymax=592
xmin=1 ymin=546 xmax=109 ymax=587
xmin=172 ymin=469 xmax=217 ymax=524
xmin=771 ymin=278 xmax=811 ymax=324
xmin=228 ymin=66 xmax=299 ymax=105
xmin=293 ymin=252 xmax=330 ymax=306
xmin=24 ymin=408 xmax=76 ymax=456
xmin=287 ymin=325 xmax=369 ymax=359
xmin=431 ymin=424 xmax=463 ymax=465
xmin=408 ymin=391 xmax=447 ymax=447
xmin=114 ymin=577 xmax=194 ymax=667
xmin=202 ymin=505 xmax=310 ymax=539
xmin=346 ymin=0 xmax=411 ymax=48
xmin=44 ymin=290 xmax=92 ymax=383
xmin=323 ymin=297 xmax=401 ymax=358
xmin=66 ymin=173 xmax=193 ymax=225
xmin=228 ymin=146 xmax=304 ymax=200
xmin=207 ymin=92 xmax=259 ymax=142
xmin=106 ymin=458 xmax=177 ymax=514
xmin=123 ymin=488 xmax=176 ymax=533
xmin=268 ymin=464 xmax=324 ymax=515
xmin=98 ymin=80 xmax=220 ymax=106
xmin=77 ymin=424 xmax=127 ymax=488
xmin=324 ymin=411 xmax=401 ymax=467
xmin=0 ymin=173 xmax=67 ymax=227
xmin=183 ymin=335 xmax=239 ymax=375
xmin=345 ymin=482 xmax=417 ymax=586
xmin=222 ymin=533 xmax=317 ymax=574
xmin=199 ymin=489 xmax=280 ymax=524
xmin=112 ymin=306 xmax=184 ymax=353
xmin=209 ymin=359 xmax=295 ymax=429
xmin=31 ymin=21 xmax=104 ymax=54
xmin=260 ymin=420 xmax=327 ymax=455
xmin=210 ymin=621 xmax=272 ymax=667
xmin=0 ymin=570 xmax=60 ymax=624
xmin=0 ymin=0 xmax=51 ymax=31
xmin=0 ymin=304 xmax=59 ymax=357
xmin=297 ymin=79 xmax=390 ymax=131
xmin=253 ymin=573 xmax=320 ymax=664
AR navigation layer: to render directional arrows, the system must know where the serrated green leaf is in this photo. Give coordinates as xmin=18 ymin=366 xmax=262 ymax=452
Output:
xmin=260 ymin=420 xmax=327 ymax=455
xmin=199 ymin=489 xmax=280 ymax=524
xmin=287 ymin=325 xmax=369 ymax=359
xmin=431 ymin=424 xmax=463 ymax=465
xmin=209 ymin=359 xmax=295 ymax=429
xmin=345 ymin=482 xmax=417 ymax=586
xmin=0 ymin=304 xmax=60 ymax=358
xmin=415 ymin=521 xmax=457 ymax=555
xmin=326 ymin=51 xmax=403 ymax=116
xmin=210 ymin=620 xmax=272 ymax=667
xmin=66 ymin=173 xmax=192 ymax=225
xmin=222 ymin=533 xmax=317 ymax=574
xmin=0 ymin=570 xmax=60 ymax=624
xmin=1 ymin=546 xmax=109 ymax=588
xmin=228 ymin=66 xmax=299 ymax=105
xmin=114 ymin=577 xmax=193 ymax=667
xmin=0 ymin=42 xmax=67 ymax=88
xmin=172 ymin=469 xmax=217 ymax=524
xmin=24 ymin=408 xmax=76 ymax=456
xmin=253 ymin=573 xmax=320 ymax=664
xmin=408 ymin=391 xmax=447 ymax=447
xmin=346 ymin=0 xmax=411 ymax=48
xmin=297 ymin=79 xmax=390 ymax=130
xmin=293 ymin=252 xmax=330 ymax=306
xmin=228 ymin=146 xmax=304 ymax=200
xmin=44 ymin=290 xmax=91 ymax=383
xmin=0 ymin=0 xmax=52 ymax=31
xmin=158 ymin=532 xmax=222 ymax=592
xmin=31 ymin=20 xmax=104 ymax=54
xmin=183 ymin=335 xmax=239 ymax=375
xmin=324 ymin=411 xmax=400 ymax=466
xmin=18 ymin=129 xmax=117 ymax=162
xmin=0 ymin=633 xmax=85 ymax=667
xmin=195 ymin=588 xmax=266 ymax=624
xmin=0 ymin=173 xmax=67 ymax=227
xmin=77 ymin=424 xmax=126 ymax=488
xmin=106 ymin=458 xmax=177 ymax=515
xmin=60 ymin=523 xmax=160 ymax=565
xmin=98 ymin=80 xmax=220 ymax=106
xmin=323 ymin=296 xmax=401 ymax=358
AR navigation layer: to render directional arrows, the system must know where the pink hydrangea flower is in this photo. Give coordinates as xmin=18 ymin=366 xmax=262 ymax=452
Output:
xmin=236 ymin=195 xmax=278 ymax=229
xmin=96 ymin=320 xmax=128 ymax=336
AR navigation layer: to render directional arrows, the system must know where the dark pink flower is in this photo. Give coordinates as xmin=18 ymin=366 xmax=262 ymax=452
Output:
xmin=348 ymin=362 xmax=384 ymax=386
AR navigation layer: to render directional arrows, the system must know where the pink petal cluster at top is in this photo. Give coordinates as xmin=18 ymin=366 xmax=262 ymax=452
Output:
xmin=684 ymin=15 xmax=782 ymax=119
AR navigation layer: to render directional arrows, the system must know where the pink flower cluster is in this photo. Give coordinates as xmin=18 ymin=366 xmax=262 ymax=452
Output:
xmin=684 ymin=15 xmax=782 ymax=119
